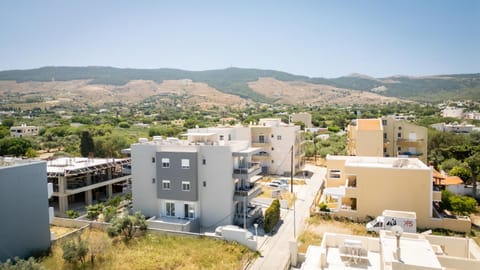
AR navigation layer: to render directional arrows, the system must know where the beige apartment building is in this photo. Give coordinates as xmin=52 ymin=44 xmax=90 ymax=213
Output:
xmin=323 ymin=155 xmax=471 ymax=232
xmin=347 ymin=116 xmax=427 ymax=164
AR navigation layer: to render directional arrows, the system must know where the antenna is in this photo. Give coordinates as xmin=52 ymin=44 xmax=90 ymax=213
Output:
xmin=391 ymin=225 xmax=403 ymax=262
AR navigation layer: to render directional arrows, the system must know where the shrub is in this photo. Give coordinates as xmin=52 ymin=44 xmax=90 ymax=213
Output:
xmin=319 ymin=202 xmax=330 ymax=212
xmin=66 ymin=210 xmax=80 ymax=219
xmin=263 ymin=199 xmax=280 ymax=233
xmin=107 ymin=212 xmax=147 ymax=241
xmin=103 ymin=206 xmax=117 ymax=223
xmin=0 ymin=257 xmax=45 ymax=270
xmin=86 ymin=203 xmax=104 ymax=221
xmin=61 ymin=236 xmax=89 ymax=266
xmin=441 ymin=190 xmax=477 ymax=215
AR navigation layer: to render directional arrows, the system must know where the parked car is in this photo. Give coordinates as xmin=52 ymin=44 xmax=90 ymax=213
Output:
xmin=267 ymin=182 xmax=279 ymax=188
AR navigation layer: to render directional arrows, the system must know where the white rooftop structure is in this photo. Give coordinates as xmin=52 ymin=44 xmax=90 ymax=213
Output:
xmin=46 ymin=157 xmax=130 ymax=176
xmin=327 ymin=155 xmax=429 ymax=169
xmin=301 ymin=231 xmax=480 ymax=270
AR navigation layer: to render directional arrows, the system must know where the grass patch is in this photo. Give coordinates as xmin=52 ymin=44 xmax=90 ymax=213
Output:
xmin=297 ymin=215 xmax=370 ymax=253
xmin=41 ymin=228 xmax=256 ymax=269
xmin=50 ymin=225 xmax=78 ymax=239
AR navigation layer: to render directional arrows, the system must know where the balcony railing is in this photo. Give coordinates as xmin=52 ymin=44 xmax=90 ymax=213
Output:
xmin=251 ymin=139 xmax=271 ymax=145
xmin=233 ymin=162 xmax=261 ymax=175
xmin=234 ymin=184 xmax=262 ymax=200
xmin=398 ymin=151 xmax=423 ymax=156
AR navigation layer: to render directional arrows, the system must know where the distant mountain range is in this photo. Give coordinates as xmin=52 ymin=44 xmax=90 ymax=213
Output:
xmin=0 ymin=66 xmax=479 ymax=103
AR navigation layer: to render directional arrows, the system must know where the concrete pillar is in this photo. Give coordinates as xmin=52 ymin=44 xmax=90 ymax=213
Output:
xmin=85 ymin=173 xmax=93 ymax=205
xmin=59 ymin=196 xmax=68 ymax=217
xmin=108 ymin=168 xmax=112 ymax=180
xmin=85 ymin=190 xmax=93 ymax=205
xmin=58 ymin=176 xmax=66 ymax=194
xmin=290 ymin=240 xmax=298 ymax=267
xmin=107 ymin=184 xmax=113 ymax=198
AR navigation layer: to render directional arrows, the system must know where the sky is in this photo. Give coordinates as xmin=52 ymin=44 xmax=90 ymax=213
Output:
xmin=0 ymin=0 xmax=479 ymax=78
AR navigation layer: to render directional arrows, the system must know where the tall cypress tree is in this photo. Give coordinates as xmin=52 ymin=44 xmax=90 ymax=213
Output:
xmin=80 ymin=131 xmax=94 ymax=157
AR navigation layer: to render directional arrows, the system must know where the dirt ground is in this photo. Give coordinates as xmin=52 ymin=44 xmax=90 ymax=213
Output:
xmin=298 ymin=215 xmax=370 ymax=253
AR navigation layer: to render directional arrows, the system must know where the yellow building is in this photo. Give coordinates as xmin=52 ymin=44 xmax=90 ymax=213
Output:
xmin=347 ymin=116 xmax=428 ymax=164
xmin=346 ymin=119 xmax=383 ymax=157
xmin=324 ymin=155 xmax=471 ymax=232
xmin=383 ymin=116 xmax=428 ymax=164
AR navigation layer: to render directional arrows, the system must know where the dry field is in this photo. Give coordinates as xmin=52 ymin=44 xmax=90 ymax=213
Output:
xmin=297 ymin=215 xmax=370 ymax=253
xmin=41 ymin=228 xmax=256 ymax=270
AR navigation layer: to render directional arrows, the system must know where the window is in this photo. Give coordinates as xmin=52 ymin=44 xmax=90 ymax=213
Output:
xmin=382 ymin=119 xmax=387 ymax=126
xmin=162 ymin=180 xmax=171 ymax=190
xmin=329 ymin=169 xmax=341 ymax=179
xmin=182 ymin=181 xmax=190 ymax=191
xmin=383 ymin=148 xmax=387 ymax=153
xmin=185 ymin=204 xmax=195 ymax=218
xmin=271 ymin=134 xmax=274 ymax=138
xmin=277 ymin=135 xmax=282 ymax=140
xmin=397 ymin=132 xmax=401 ymax=138
xmin=228 ymin=134 xmax=231 ymax=141
xmin=166 ymin=202 xmax=175 ymax=217
xmin=259 ymin=135 xmax=265 ymax=143
xmin=152 ymin=178 xmax=156 ymax=184
xmin=397 ymin=147 xmax=401 ymax=152
xmin=203 ymin=181 xmax=206 ymax=187
xmin=383 ymin=133 xmax=387 ymax=139
xmin=152 ymin=157 xmax=155 ymax=163
xmin=219 ymin=135 xmax=224 ymax=141
xmin=181 ymin=159 xmax=190 ymax=169
xmin=162 ymin=158 xmax=170 ymax=168
xmin=398 ymin=126 xmax=402 ymax=130
xmin=271 ymin=147 xmax=274 ymax=151
xmin=202 ymin=159 xmax=206 ymax=165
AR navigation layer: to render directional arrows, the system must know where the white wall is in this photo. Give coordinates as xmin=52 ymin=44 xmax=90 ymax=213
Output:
xmin=198 ymin=146 xmax=235 ymax=230
xmin=131 ymin=143 xmax=160 ymax=217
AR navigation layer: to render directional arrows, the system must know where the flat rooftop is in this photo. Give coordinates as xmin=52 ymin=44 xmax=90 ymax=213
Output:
xmin=357 ymin=119 xmax=382 ymax=131
xmin=0 ymin=157 xmax=44 ymax=168
xmin=47 ymin=157 xmax=129 ymax=174
xmin=327 ymin=155 xmax=429 ymax=169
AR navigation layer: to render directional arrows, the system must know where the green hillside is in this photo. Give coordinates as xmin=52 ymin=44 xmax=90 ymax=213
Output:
xmin=0 ymin=66 xmax=479 ymax=102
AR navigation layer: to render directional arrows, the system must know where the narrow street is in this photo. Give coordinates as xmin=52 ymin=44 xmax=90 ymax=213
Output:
xmin=248 ymin=165 xmax=325 ymax=270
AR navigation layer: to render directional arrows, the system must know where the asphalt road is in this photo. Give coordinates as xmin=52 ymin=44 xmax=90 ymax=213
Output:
xmin=248 ymin=165 xmax=326 ymax=270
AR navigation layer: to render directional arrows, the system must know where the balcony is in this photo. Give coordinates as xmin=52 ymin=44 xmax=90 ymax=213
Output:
xmin=252 ymin=151 xmax=270 ymax=160
xmin=397 ymin=138 xmax=424 ymax=146
xmin=234 ymin=184 xmax=263 ymax=201
xmin=233 ymin=162 xmax=262 ymax=178
xmin=398 ymin=151 xmax=423 ymax=157
xmin=251 ymin=139 xmax=271 ymax=147
xmin=234 ymin=205 xmax=262 ymax=227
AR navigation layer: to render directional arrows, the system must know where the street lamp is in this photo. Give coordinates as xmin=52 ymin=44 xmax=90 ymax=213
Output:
xmin=392 ymin=225 xmax=403 ymax=262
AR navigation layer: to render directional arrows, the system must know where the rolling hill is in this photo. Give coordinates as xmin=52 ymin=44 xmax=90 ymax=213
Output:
xmin=0 ymin=66 xmax=478 ymax=105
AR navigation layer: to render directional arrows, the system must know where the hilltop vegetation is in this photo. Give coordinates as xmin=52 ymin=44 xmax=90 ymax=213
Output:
xmin=0 ymin=66 xmax=479 ymax=103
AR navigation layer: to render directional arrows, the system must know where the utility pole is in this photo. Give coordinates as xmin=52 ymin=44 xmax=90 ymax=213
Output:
xmin=290 ymin=145 xmax=294 ymax=193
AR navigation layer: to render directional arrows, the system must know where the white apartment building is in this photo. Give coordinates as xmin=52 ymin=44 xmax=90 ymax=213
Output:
xmin=131 ymin=135 xmax=263 ymax=232
xmin=442 ymin=107 xmax=464 ymax=118
xmin=188 ymin=118 xmax=305 ymax=176
xmin=10 ymin=124 xmax=39 ymax=137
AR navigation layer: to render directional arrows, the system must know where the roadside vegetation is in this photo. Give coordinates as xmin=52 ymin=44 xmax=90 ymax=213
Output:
xmin=40 ymin=228 xmax=256 ymax=270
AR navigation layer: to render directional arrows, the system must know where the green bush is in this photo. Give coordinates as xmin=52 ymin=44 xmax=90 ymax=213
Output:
xmin=441 ymin=190 xmax=477 ymax=215
xmin=103 ymin=206 xmax=117 ymax=223
xmin=86 ymin=203 xmax=104 ymax=221
xmin=263 ymin=199 xmax=280 ymax=233
xmin=107 ymin=212 xmax=147 ymax=241
xmin=0 ymin=257 xmax=45 ymax=270
xmin=66 ymin=210 xmax=80 ymax=219
xmin=319 ymin=202 xmax=330 ymax=212
xmin=61 ymin=236 xmax=89 ymax=266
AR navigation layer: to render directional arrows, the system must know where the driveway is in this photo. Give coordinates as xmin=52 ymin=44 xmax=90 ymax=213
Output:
xmin=248 ymin=164 xmax=326 ymax=270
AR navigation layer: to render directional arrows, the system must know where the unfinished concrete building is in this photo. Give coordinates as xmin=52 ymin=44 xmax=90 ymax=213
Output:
xmin=47 ymin=157 xmax=131 ymax=217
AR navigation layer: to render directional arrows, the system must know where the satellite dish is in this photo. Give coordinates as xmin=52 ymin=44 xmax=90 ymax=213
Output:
xmin=391 ymin=225 xmax=403 ymax=237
